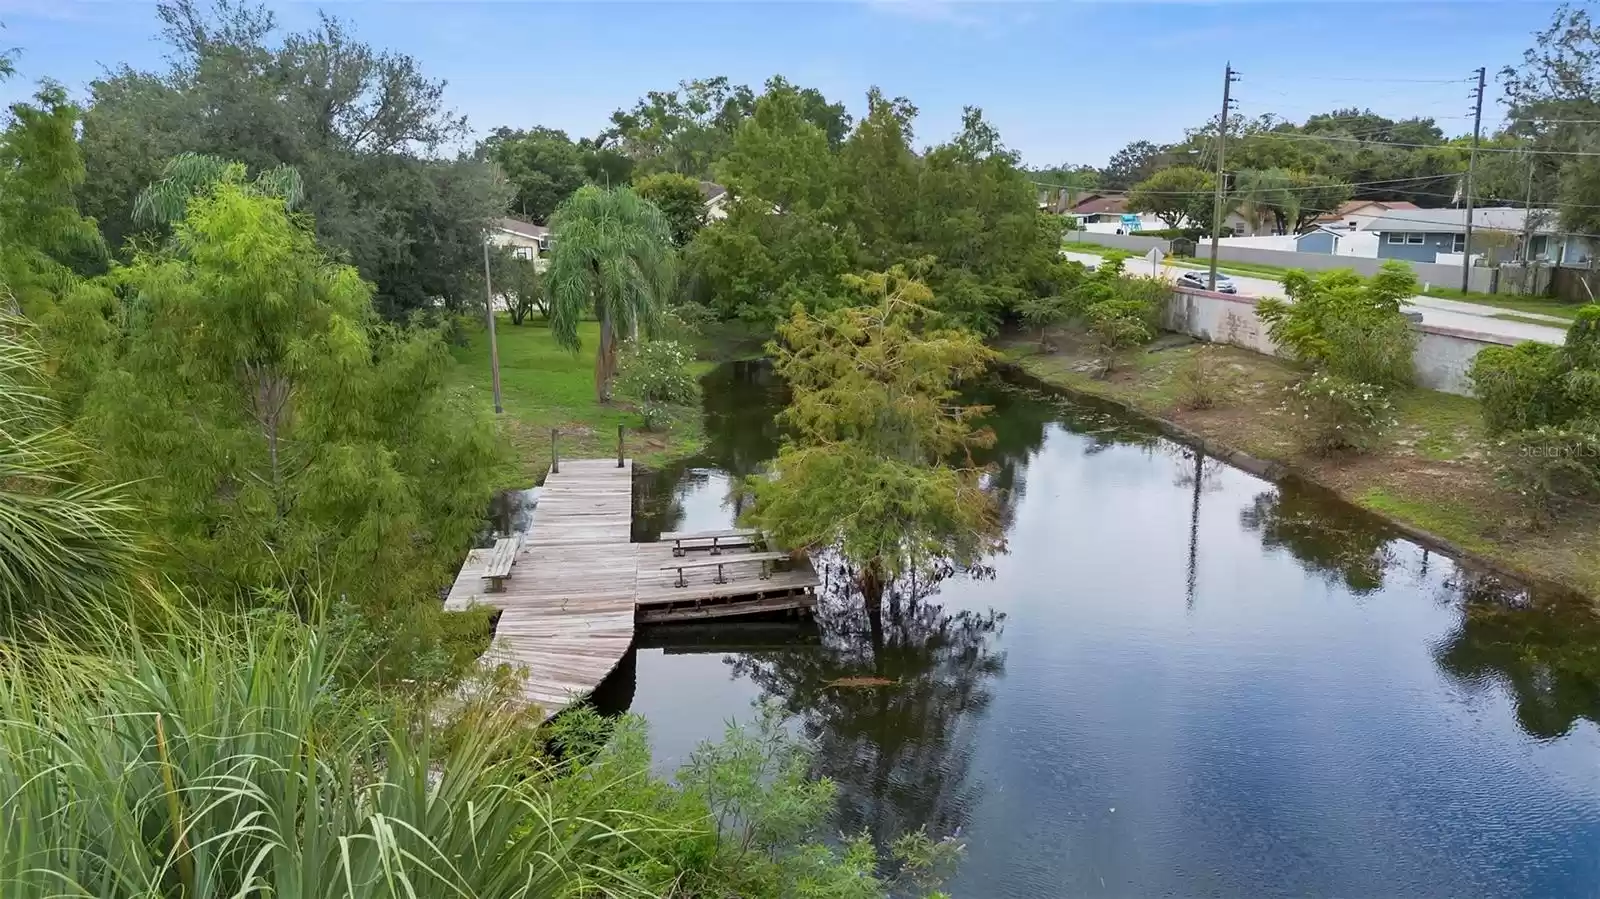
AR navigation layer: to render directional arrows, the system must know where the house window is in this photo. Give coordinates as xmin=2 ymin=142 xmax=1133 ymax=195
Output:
xmin=1406 ymin=233 xmax=1426 ymax=245
xmin=1387 ymin=232 xmax=1407 ymax=244
xmin=1452 ymin=234 xmax=1466 ymax=254
xmin=513 ymin=246 xmax=533 ymax=260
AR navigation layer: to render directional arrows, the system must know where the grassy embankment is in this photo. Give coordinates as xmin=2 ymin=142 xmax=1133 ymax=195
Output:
xmin=1005 ymin=331 xmax=1600 ymax=598
xmin=1062 ymin=240 xmax=1585 ymax=321
xmin=449 ymin=315 xmax=714 ymax=488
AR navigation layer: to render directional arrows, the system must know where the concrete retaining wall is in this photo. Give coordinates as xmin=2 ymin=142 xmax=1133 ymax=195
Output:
xmin=1070 ymin=230 xmax=1497 ymax=293
xmin=1163 ymin=287 xmax=1519 ymax=396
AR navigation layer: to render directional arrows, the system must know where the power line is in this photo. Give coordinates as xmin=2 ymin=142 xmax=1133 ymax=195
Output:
xmin=1290 ymin=75 xmax=1477 ymax=84
xmin=1257 ymin=131 xmax=1600 ymax=156
xmin=1028 ymin=174 xmax=1456 ymax=197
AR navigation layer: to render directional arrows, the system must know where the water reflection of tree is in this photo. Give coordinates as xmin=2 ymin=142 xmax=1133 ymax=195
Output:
xmin=730 ymin=558 xmax=1006 ymax=847
xmin=1239 ymin=487 xmax=1395 ymax=594
xmin=965 ymin=380 xmax=1056 ymax=534
xmin=1434 ymin=570 xmax=1600 ymax=739
xmin=697 ymin=360 xmax=787 ymax=479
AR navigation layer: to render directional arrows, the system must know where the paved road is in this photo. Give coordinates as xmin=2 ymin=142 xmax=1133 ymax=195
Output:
xmin=1063 ymin=250 xmax=1569 ymax=346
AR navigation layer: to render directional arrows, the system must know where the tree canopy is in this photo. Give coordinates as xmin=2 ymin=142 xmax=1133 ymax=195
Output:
xmin=746 ymin=267 xmax=1003 ymax=597
xmin=64 ymin=183 xmax=498 ymax=669
xmin=78 ymin=0 xmax=506 ymax=320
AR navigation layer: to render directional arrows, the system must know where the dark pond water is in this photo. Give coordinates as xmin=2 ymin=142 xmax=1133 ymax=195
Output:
xmin=602 ymin=360 xmax=1600 ymax=898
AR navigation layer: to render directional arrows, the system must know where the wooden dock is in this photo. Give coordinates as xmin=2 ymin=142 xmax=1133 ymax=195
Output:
xmin=445 ymin=458 xmax=817 ymax=720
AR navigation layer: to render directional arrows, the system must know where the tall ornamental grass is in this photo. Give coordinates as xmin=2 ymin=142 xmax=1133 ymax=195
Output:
xmin=0 ymin=609 xmax=672 ymax=899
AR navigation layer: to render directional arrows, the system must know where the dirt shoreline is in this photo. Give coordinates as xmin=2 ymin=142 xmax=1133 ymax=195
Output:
xmin=999 ymin=335 xmax=1600 ymax=602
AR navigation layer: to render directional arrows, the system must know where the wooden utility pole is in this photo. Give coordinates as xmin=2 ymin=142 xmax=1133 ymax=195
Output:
xmin=482 ymin=239 xmax=504 ymax=415
xmin=1208 ymin=63 xmax=1239 ymax=290
xmin=1461 ymin=66 xmax=1487 ymax=293
xmin=1522 ymin=150 xmax=1537 ymax=294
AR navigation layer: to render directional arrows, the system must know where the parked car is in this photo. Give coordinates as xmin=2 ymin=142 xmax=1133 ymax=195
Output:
xmin=1177 ymin=270 xmax=1238 ymax=294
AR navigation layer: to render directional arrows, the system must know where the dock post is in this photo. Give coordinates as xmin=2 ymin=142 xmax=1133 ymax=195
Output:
xmin=617 ymin=424 xmax=625 ymax=468
xmin=551 ymin=428 xmax=559 ymax=474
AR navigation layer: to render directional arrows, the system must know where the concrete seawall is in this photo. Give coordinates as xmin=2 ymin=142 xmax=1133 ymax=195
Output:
xmin=1163 ymin=286 xmax=1521 ymax=396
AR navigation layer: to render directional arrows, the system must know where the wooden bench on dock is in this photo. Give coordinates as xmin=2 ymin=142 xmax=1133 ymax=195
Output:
xmin=661 ymin=527 xmax=762 ymax=557
xmin=480 ymin=536 xmax=521 ymax=592
xmin=661 ymin=551 xmax=789 ymax=588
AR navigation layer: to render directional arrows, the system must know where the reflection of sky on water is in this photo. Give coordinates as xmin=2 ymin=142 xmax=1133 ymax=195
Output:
xmin=593 ymin=364 xmax=1600 ymax=898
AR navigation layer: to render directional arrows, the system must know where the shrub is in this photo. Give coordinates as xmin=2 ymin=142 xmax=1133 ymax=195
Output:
xmin=616 ymin=339 xmax=701 ymax=430
xmin=1176 ymin=345 xmax=1228 ymax=411
xmin=1563 ymin=304 xmax=1600 ymax=370
xmin=1087 ymin=297 xmax=1154 ymax=357
xmin=1321 ymin=311 xmax=1417 ymax=388
xmin=1289 ymin=373 xmax=1396 ymax=455
xmin=1494 ymin=423 xmax=1600 ymax=522
xmin=1258 ymin=262 xmax=1418 ymax=388
xmin=1017 ymin=295 xmax=1072 ymax=351
xmin=1469 ymin=342 xmax=1570 ymax=436
xmin=1075 ymin=264 xmax=1167 ymax=366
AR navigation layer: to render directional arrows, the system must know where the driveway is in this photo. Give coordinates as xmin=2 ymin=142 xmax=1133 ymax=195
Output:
xmin=1063 ymin=250 xmax=1569 ymax=346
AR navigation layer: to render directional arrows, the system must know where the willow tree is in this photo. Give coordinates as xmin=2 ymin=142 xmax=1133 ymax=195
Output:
xmin=746 ymin=265 xmax=1002 ymax=601
xmin=545 ymin=185 xmax=676 ymax=402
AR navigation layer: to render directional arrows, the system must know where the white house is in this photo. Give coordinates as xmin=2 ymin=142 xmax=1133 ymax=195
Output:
xmin=700 ymin=181 xmax=730 ymax=222
xmin=488 ymin=217 xmax=551 ymax=270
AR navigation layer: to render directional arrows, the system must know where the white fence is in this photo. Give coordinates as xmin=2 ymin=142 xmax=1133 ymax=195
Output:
xmin=1068 ymin=231 xmax=1497 ymax=293
xmin=1162 ymin=287 xmax=1519 ymax=396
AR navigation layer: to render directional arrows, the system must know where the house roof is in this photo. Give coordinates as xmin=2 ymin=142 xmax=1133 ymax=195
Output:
xmin=699 ymin=181 xmax=728 ymax=203
xmin=1367 ymin=206 xmax=1559 ymax=234
xmin=1297 ymin=225 xmax=1346 ymax=240
xmin=1312 ymin=199 xmax=1420 ymax=223
xmin=1068 ymin=193 xmax=1129 ymax=216
xmin=494 ymin=217 xmax=549 ymax=239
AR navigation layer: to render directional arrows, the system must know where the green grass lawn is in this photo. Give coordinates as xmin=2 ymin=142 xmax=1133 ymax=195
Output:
xmin=448 ymin=316 xmax=711 ymax=488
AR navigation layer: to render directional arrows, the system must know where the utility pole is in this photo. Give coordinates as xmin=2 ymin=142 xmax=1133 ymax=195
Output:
xmin=1521 ymin=150 xmax=1537 ymax=294
xmin=1461 ymin=66 xmax=1486 ymax=293
xmin=1208 ymin=63 xmax=1239 ymax=291
xmin=482 ymin=239 xmax=504 ymax=415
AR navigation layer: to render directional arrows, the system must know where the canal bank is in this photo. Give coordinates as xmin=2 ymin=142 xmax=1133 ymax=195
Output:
xmin=1003 ymin=333 xmax=1600 ymax=602
xmin=607 ymin=360 xmax=1600 ymax=897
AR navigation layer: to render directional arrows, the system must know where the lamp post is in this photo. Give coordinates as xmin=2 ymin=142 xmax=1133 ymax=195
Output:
xmin=482 ymin=238 xmax=503 ymax=415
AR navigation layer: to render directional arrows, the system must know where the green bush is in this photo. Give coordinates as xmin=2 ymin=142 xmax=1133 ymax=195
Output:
xmin=1469 ymin=342 xmax=1570 ymax=436
xmin=1258 ymin=263 xmax=1418 ymax=389
xmin=1289 ymin=373 xmax=1396 ymax=455
xmin=1320 ymin=311 xmax=1417 ymax=389
xmin=1494 ymin=424 xmax=1600 ymax=522
xmin=1071 ymin=257 xmax=1166 ymax=364
xmin=616 ymin=339 xmax=702 ymax=430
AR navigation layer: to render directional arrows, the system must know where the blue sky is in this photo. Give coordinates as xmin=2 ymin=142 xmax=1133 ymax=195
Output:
xmin=0 ymin=1 xmax=1560 ymax=167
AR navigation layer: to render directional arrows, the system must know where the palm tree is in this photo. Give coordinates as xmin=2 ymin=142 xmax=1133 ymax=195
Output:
xmin=545 ymin=185 xmax=676 ymax=402
xmin=1230 ymin=168 xmax=1299 ymax=235
xmin=133 ymin=152 xmax=304 ymax=230
xmin=0 ymin=309 xmax=136 ymax=621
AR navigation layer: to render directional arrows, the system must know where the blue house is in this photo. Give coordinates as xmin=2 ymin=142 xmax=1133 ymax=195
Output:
xmin=1367 ymin=207 xmax=1587 ymax=264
